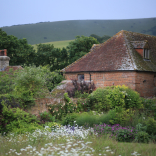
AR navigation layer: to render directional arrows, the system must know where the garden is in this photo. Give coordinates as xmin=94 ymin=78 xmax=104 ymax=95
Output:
xmin=0 ymin=66 xmax=156 ymax=156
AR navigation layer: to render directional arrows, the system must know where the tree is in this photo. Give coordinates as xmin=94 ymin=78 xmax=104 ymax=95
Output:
xmin=0 ymin=28 xmax=36 ymax=65
xmin=90 ymin=34 xmax=111 ymax=43
xmin=67 ymin=36 xmax=99 ymax=64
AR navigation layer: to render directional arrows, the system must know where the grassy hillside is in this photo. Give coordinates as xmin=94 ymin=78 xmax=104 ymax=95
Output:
xmin=32 ymin=40 xmax=73 ymax=51
xmin=1 ymin=18 xmax=156 ymax=45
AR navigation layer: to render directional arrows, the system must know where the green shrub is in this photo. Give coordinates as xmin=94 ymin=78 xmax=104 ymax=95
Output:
xmin=75 ymin=112 xmax=99 ymax=127
xmin=0 ymin=68 xmax=16 ymax=94
xmin=145 ymin=117 xmax=156 ymax=135
xmin=0 ymin=102 xmax=40 ymax=134
xmin=135 ymin=131 xmax=150 ymax=143
xmin=61 ymin=113 xmax=79 ymax=126
xmin=116 ymin=128 xmax=135 ymax=142
xmin=98 ymin=112 xmax=113 ymax=125
xmin=74 ymin=91 xmax=89 ymax=99
xmin=44 ymin=122 xmax=61 ymax=131
xmin=39 ymin=111 xmax=55 ymax=123
xmin=141 ymin=98 xmax=156 ymax=119
xmin=48 ymin=93 xmax=77 ymax=120
xmin=107 ymin=85 xmax=143 ymax=109
xmin=87 ymin=87 xmax=111 ymax=112
xmin=107 ymin=87 xmax=125 ymax=108
xmin=109 ymin=107 xmax=135 ymax=127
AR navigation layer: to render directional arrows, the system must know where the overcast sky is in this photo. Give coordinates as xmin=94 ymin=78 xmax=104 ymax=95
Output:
xmin=1 ymin=0 xmax=156 ymax=28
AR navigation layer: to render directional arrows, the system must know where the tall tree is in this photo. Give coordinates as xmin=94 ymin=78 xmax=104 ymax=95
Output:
xmin=0 ymin=28 xmax=36 ymax=65
xmin=67 ymin=36 xmax=99 ymax=64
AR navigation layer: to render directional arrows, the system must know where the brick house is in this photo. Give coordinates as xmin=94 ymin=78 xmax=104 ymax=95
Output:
xmin=63 ymin=30 xmax=156 ymax=97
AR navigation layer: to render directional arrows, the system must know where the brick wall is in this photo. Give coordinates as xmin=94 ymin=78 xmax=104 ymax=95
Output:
xmin=135 ymin=72 xmax=156 ymax=97
xmin=65 ymin=71 xmax=156 ymax=97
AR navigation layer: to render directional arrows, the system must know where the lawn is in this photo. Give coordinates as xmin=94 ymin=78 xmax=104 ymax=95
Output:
xmin=32 ymin=40 xmax=73 ymax=51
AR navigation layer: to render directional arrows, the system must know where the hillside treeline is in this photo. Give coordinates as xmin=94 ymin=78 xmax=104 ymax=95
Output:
xmin=1 ymin=29 xmax=109 ymax=70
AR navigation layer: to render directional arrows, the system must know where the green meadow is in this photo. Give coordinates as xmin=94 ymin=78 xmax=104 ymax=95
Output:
xmin=32 ymin=40 xmax=73 ymax=51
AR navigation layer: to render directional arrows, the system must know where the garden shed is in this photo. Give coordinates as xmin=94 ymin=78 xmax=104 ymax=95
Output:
xmin=63 ymin=30 xmax=156 ymax=97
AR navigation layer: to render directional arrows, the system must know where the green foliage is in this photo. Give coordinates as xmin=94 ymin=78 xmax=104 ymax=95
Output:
xmin=0 ymin=68 xmax=16 ymax=94
xmin=141 ymin=98 xmax=156 ymax=119
xmin=61 ymin=113 xmax=78 ymax=126
xmin=13 ymin=65 xmax=47 ymax=108
xmin=44 ymin=122 xmax=61 ymax=131
xmin=74 ymin=91 xmax=89 ymax=99
xmin=75 ymin=98 xmax=88 ymax=112
xmin=135 ymin=131 xmax=150 ymax=143
xmin=114 ymin=85 xmax=143 ymax=109
xmin=67 ymin=35 xmax=99 ymax=63
xmin=36 ymin=44 xmax=68 ymax=70
xmin=116 ymin=129 xmax=136 ymax=142
xmin=109 ymin=108 xmax=135 ymax=127
xmin=39 ymin=111 xmax=55 ymax=123
xmin=0 ymin=102 xmax=40 ymax=134
xmin=75 ymin=112 xmax=99 ymax=127
xmin=90 ymin=34 xmax=111 ymax=43
xmin=87 ymin=88 xmax=112 ymax=112
xmin=145 ymin=117 xmax=156 ymax=135
xmin=48 ymin=93 xmax=77 ymax=120
xmin=104 ymin=85 xmax=143 ymax=110
xmin=0 ymin=28 xmax=36 ymax=65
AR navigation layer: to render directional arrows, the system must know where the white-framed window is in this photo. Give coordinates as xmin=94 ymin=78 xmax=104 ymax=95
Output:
xmin=143 ymin=49 xmax=150 ymax=59
xmin=78 ymin=74 xmax=84 ymax=81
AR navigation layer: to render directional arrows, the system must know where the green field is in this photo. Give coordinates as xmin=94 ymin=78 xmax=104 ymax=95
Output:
xmin=1 ymin=18 xmax=156 ymax=45
xmin=32 ymin=39 xmax=73 ymax=51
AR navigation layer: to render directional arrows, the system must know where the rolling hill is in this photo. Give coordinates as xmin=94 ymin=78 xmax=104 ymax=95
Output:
xmin=1 ymin=18 xmax=156 ymax=45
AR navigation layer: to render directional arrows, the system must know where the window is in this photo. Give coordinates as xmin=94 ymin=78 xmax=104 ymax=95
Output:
xmin=78 ymin=74 xmax=84 ymax=81
xmin=144 ymin=49 xmax=150 ymax=59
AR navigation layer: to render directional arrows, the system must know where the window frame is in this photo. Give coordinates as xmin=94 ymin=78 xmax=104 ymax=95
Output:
xmin=143 ymin=49 xmax=150 ymax=59
xmin=78 ymin=74 xmax=84 ymax=82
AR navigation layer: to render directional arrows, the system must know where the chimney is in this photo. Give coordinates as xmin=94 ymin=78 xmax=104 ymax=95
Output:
xmin=0 ymin=49 xmax=10 ymax=71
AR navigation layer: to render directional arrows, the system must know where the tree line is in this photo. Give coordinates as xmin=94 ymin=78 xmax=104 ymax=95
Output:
xmin=0 ymin=28 xmax=111 ymax=71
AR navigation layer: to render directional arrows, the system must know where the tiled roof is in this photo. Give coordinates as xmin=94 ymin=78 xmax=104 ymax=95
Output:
xmin=63 ymin=30 xmax=156 ymax=72
xmin=130 ymin=41 xmax=149 ymax=49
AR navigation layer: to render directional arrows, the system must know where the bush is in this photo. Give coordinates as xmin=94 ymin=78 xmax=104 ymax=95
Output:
xmin=39 ymin=111 xmax=55 ymax=123
xmin=44 ymin=122 xmax=61 ymax=131
xmin=0 ymin=68 xmax=16 ymax=94
xmin=0 ymin=102 xmax=40 ymax=134
xmin=140 ymin=98 xmax=156 ymax=119
xmin=61 ymin=113 xmax=79 ymax=126
xmin=145 ymin=117 xmax=156 ymax=135
xmin=67 ymin=79 xmax=96 ymax=98
xmin=114 ymin=85 xmax=143 ymax=109
xmin=116 ymin=128 xmax=136 ymax=142
xmin=109 ymin=107 xmax=135 ymax=127
xmin=135 ymin=131 xmax=150 ymax=143
xmin=75 ymin=112 xmax=99 ymax=127
xmin=48 ymin=93 xmax=77 ymax=120
xmin=87 ymin=87 xmax=112 ymax=112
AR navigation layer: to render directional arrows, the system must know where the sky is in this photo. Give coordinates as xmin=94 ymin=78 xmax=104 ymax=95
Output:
xmin=1 ymin=0 xmax=156 ymax=28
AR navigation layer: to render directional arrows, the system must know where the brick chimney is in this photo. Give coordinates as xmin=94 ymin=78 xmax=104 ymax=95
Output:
xmin=0 ymin=49 xmax=10 ymax=71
